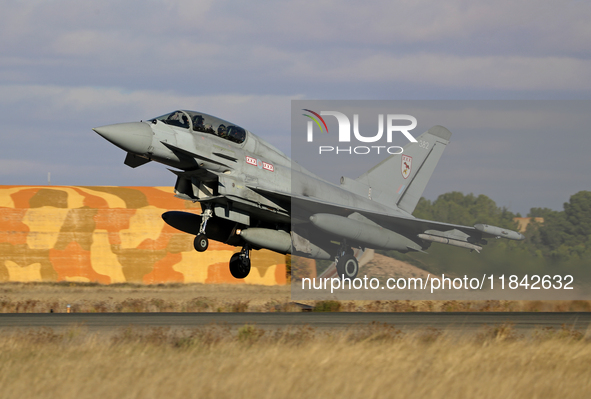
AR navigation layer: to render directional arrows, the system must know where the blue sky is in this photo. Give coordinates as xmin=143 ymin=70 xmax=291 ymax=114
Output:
xmin=1 ymin=0 xmax=590 ymax=215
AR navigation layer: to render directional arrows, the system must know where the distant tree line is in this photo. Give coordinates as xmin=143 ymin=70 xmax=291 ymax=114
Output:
xmin=380 ymin=191 xmax=591 ymax=278
xmin=526 ymin=191 xmax=591 ymax=260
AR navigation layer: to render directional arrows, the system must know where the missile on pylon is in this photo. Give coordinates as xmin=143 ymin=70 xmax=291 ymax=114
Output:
xmin=473 ymin=224 xmax=525 ymax=240
xmin=418 ymin=234 xmax=483 ymax=253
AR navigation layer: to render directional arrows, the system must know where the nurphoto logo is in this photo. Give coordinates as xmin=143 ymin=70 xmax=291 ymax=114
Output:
xmin=302 ymin=109 xmax=418 ymax=155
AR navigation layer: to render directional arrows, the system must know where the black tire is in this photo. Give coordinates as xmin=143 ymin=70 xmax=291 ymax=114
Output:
xmin=194 ymin=234 xmax=208 ymax=252
xmin=336 ymin=254 xmax=358 ymax=280
xmin=229 ymin=253 xmax=251 ymax=279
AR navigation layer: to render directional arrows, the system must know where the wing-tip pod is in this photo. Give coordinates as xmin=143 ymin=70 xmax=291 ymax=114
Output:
xmin=473 ymin=224 xmax=525 ymax=241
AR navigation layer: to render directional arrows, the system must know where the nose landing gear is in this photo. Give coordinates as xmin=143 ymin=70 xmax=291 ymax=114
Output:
xmin=193 ymin=206 xmax=212 ymax=253
xmin=194 ymin=234 xmax=208 ymax=252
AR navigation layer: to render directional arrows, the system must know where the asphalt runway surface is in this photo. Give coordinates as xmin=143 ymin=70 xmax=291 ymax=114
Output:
xmin=0 ymin=312 xmax=590 ymax=333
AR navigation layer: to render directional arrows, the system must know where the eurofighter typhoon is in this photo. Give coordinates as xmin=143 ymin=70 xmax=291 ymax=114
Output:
xmin=93 ymin=110 xmax=524 ymax=279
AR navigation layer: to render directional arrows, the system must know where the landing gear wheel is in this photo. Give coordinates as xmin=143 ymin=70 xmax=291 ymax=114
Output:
xmin=194 ymin=234 xmax=208 ymax=252
xmin=229 ymin=253 xmax=251 ymax=279
xmin=336 ymin=254 xmax=359 ymax=280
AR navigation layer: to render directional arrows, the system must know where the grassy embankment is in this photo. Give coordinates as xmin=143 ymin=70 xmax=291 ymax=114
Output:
xmin=1 ymin=282 xmax=591 ymax=312
xmin=0 ymin=323 xmax=590 ymax=398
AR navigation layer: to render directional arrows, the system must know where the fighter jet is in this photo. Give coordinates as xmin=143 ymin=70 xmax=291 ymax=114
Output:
xmin=93 ymin=110 xmax=524 ymax=280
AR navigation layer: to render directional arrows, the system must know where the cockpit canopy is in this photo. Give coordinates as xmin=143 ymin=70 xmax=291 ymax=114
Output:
xmin=150 ymin=110 xmax=247 ymax=144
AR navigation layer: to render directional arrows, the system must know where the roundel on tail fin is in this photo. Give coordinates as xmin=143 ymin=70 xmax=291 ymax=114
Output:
xmin=401 ymin=155 xmax=412 ymax=179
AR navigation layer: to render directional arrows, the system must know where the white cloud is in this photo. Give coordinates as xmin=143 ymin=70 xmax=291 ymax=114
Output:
xmin=0 ymin=84 xmax=295 ymax=118
xmin=0 ymin=83 xmax=298 ymax=160
xmin=0 ymin=0 xmax=590 ymax=211
xmin=1 ymin=0 xmax=590 ymax=97
xmin=291 ymin=54 xmax=591 ymax=91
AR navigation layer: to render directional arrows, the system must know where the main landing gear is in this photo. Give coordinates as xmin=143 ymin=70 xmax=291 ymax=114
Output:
xmin=193 ymin=206 xmax=212 ymax=252
xmin=335 ymin=241 xmax=359 ymax=280
xmin=229 ymin=245 xmax=251 ymax=279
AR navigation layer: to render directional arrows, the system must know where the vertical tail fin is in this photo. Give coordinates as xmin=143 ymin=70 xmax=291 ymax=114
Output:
xmin=355 ymin=125 xmax=452 ymax=214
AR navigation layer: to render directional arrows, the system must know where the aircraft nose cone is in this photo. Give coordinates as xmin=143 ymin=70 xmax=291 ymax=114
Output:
xmin=93 ymin=122 xmax=153 ymax=155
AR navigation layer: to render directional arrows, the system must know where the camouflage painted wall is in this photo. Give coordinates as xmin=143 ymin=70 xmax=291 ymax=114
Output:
xmin=0 ymin=186 xmax=286 ymax=285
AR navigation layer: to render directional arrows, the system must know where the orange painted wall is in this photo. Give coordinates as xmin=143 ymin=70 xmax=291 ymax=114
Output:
xmin=0 ymin=186 xmax=286 ymax=285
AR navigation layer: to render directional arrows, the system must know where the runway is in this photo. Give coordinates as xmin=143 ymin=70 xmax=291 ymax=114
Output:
xmin=0 ymin=312 xmax=590 ymax=333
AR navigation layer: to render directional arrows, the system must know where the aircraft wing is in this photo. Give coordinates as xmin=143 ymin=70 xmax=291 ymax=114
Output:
xmin=248 ymin=185 xmax=524 ymax=253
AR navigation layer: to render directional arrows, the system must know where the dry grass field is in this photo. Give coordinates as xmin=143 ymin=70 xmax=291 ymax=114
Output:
xmin=2 ymin=282 xmax=590 ymax=398
xmin=1 ymin=282 xmax=591 ymax=313
xmin=0 ymin=323 xmax=590 ymax=398
xmin=0 ymin=282 xmax=293 ymax=313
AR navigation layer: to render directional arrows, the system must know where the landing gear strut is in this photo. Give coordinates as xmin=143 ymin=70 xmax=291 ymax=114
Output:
xmin=193 ymin=206 xmax=212 ymax=252
xmin=229 ymin=245 xmax=251 ymax=279
xmin=335 ymin=240 xmax=359 ymax=280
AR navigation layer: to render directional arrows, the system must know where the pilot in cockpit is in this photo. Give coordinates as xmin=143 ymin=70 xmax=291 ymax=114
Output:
xmin=168 ymin=111 xmax=189 ymax=128
xmin=192 ymin=115 xmax=215 ymax=134
xmin=181 ymin=115 xmax=189 ymax=128
xmin=217 ymin=124 xmax=228 ymax=138
xmin=193 ymin=115 xmax=205 ymax=131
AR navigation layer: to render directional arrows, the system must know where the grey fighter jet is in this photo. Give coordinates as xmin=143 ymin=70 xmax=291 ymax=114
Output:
xmin=93 ymin=110 xmax=524 ymax=279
